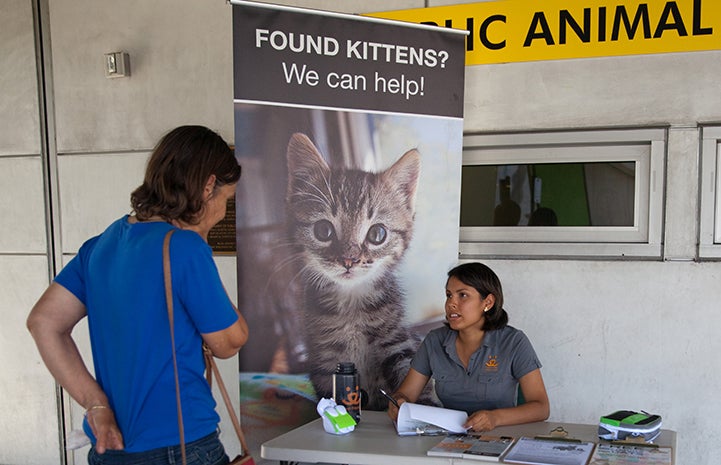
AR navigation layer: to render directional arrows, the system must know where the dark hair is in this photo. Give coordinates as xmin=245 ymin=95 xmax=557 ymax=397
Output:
xmin=447 ymin=262 xmax=509 ymax=331
xmin=131 ymin=125 xmax=240 ymax=224
xmin=529 ymin=207 xmax=558 ymax=226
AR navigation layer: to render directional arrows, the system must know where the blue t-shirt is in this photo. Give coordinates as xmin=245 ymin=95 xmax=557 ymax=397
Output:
xmin=54 ymin=216 xmax=238 ymax=452
xmin=411 ymin=325 xmax=541 ymax=414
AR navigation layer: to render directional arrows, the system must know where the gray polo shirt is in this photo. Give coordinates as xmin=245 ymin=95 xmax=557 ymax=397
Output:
xmin=411 ymin=325 xmax=542 ymax=414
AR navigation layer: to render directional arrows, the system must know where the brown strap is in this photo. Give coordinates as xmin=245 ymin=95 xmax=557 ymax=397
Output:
xmin=163 ymin=230 xmax=187 ymax=465
xmin=164 ymin=229 xmax=249 ymax=461
xmin=203 ymin=344 xmax=250 ymax=455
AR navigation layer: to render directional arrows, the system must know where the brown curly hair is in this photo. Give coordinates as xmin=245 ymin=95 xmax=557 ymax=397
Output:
xmin=131 ymin=125 xmax=241 ymax=224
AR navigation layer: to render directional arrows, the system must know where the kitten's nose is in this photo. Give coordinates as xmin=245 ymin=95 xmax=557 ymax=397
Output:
xmin=342 ymin=257 xmax=359 ymax=270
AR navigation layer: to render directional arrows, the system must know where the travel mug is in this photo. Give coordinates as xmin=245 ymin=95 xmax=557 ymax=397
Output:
xmin=332 ymin=362 xmax=361 ymax=422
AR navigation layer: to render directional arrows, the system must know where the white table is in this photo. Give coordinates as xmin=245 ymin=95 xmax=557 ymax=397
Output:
xmin=260 ymin=410 xmax=677 ymax=465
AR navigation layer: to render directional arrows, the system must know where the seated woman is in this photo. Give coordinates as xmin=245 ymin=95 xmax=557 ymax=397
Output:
xmin=388 ymin=262 xmax=550 ymax=432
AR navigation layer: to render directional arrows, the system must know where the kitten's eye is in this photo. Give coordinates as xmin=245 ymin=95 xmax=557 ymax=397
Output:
xmin=313 ymin=220 xmax=335 ymax=242
xmin=366 ymin=224 xmax=387 ymax=245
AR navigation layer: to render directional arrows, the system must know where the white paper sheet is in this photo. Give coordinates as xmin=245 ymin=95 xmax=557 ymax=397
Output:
xmin=395 ymin=402 xmax=468 ymax=436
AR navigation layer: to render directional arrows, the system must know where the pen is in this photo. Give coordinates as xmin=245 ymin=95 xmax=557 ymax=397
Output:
xmin=379 ymin=388 xmax=400 ymax=408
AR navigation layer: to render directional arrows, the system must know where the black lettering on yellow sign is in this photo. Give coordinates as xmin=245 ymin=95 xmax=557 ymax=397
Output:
xmin=417 ymin=0 xmax=712 ymax=52
xmin=524 ymin=0 xmax=712 ymax=47
xmin=421 ymin=15 xmax=507 ymax=51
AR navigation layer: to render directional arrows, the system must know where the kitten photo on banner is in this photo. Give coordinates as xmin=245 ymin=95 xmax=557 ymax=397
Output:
xmin=285 ymin=131 xmax=428 ymax=410
xmin=233 ymin=105 xmax=462 ymax=441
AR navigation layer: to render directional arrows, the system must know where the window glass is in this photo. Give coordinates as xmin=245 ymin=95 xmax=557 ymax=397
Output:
xmin=459 ymin=129 xmax=665 ymax=258
xmin=461 ymin=162 xmax=635 ymax=227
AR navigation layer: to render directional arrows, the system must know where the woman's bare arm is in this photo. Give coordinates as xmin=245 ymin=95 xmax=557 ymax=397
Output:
xmin=27 ymin=283 xmax=124 ymax=452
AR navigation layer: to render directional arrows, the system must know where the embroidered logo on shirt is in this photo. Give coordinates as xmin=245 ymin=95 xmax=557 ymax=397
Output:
xmin=485 ymin=355 xmax=499 ymax=371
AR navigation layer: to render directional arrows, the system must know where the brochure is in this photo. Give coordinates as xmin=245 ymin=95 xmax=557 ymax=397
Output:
xmin=427 ymin=434 xmax=516 ymax=462
xmin=395 ymin=402 xmax=468 ymax=436
xmin=588 ymin=443 xmax=672 ymax=465
xmin=502 ymin=436 xmax=595 ymax=465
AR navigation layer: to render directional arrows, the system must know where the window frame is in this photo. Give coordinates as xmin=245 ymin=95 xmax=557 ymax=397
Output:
xmin=699 ymin=126 xmax=721 ymax=259
xmin=459 ymin=128 xmax=666 ymax=259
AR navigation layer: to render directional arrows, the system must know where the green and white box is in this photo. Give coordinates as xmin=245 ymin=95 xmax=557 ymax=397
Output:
xmin=598 ymin=410 xmax=662 ymax=442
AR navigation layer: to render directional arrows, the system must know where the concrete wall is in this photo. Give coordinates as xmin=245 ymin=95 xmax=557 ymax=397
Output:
xmin=1 ymin=0 xmax=56 ymax=462
xmin=2 ymin=0 xmax=720 ymax=464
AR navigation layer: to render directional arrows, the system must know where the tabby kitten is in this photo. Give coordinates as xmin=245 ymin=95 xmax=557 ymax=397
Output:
xmin=286 ymin=132 xmax=424 ymax=411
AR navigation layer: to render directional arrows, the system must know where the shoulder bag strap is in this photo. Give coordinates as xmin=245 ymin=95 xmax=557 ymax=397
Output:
xmin=164 ymin=229 xmax=250 ymax=462
xmin=203 ymin=344 xmax=251 ymax=456
xmin=163 ymin=229 xmax=187 ymax=465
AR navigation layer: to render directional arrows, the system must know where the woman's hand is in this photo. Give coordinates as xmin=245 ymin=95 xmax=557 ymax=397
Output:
xmin=464 ymin=410 xmax=499 ymax=432
xmin=386 ymin=396 xmax=407 ymax=421
xmin=86 ymin=406 xmax=124 ymax=453
xmin=386 ymin=368 xmax=428 ymax=421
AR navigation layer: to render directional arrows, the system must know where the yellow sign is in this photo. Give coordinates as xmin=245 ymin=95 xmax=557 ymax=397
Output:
xmin=367 ymin=0 xmax=719 ymax=65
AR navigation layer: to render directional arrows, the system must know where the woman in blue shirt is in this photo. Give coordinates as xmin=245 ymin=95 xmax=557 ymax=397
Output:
xmin=388 ymin=262 xmax=549 ymax=432
xmin=27 ymin=126 xmax=249 ymax=464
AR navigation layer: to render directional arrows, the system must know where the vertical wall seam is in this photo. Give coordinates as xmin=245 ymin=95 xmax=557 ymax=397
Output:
xmin=32 ymin=0 xmax=68 ymax=463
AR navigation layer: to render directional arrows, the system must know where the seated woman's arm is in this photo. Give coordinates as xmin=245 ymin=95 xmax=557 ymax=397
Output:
xmin=387 ymin=368 xmax=430 ymax=420
xmin=464 ymin=368 xmax=550 ymax=431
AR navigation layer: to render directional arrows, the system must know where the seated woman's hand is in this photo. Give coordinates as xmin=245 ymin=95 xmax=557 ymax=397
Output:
xmin=464 ymin=410 xmax=499 ymax=432
xmin=386 ymin=394 xmax=407 ymax=421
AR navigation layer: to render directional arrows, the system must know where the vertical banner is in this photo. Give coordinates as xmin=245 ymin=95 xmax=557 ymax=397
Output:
xmin=231 ymin=0 xmax=466 ymax=448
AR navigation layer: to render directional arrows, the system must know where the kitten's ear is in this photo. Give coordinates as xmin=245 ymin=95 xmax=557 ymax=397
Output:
xmin=287 ymin=133 xmax=329 ymax=172
xmin=286 ymin=133 xmax=330 ymax=194
xmin=383 ymin=149 xmax=421 ymax=213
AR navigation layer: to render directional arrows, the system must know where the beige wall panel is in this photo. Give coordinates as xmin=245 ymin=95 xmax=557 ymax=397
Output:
xmin=258 ymin=0 xmax=423 ymax=14
xmin=0 ymin=0 xmax=41 ymax=156
xmin=58 ymin=152 xmax=148 ymax=253
xmin=665 ymin=127 xmax=699 ymax=259
xmin=0 ymin=157 xmax=47 ymax=253
xmin=216 ymin=255 xmax=239 ymax=304
xmin=429 ymin=0 xmax=494 ymax=4
xmin=463 ymin=51 xmax=721 ymax=132
xmin=486 ymin=259 xmax=721 ymax=465
xmin=0 ymin=255 xmax=58 ymax=465
xmin=49 ymin=0 xmax=234 ymax=153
